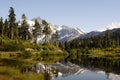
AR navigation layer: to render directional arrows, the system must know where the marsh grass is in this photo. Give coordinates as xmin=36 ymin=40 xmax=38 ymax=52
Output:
xmin=0 ymin=66 xmax=45 ymax=80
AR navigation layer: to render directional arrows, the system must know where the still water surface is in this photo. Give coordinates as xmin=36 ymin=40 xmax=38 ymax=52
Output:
xmin=32 ymin=54 xmax=120 ymax=80
xmin=53 ymin=68 xmax=119 ymax=80
xmin=52 ymin=56 xmax=120 ymax=80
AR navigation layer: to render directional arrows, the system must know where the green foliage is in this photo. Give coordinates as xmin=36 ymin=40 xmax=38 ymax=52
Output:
xmin=32 ymin=44 xmax=42 ymax=51
xmin=3 ymin=19 xmax=9 ymax=36
xmin=67 ymin=49 xmax=77 ymax=60
xmin=0 ymin=7 xmax=61 ymax=55
xmin=0 ymin=58 xmax=26 ymax=68
xmin=8 ymin=7 xmax=17 ymax=39
xmin=3 ymin=40 xmax=25 ymax=51
xmin=51 ymin=31 xmax=60 ymax=44
xmin=22 ymin=41 xmax=32 ymax=48
xmin=0 ymin=67 xmax=19 ymax=76
xmin=51 ymin=31 xmax=60 ymax=48
xmin=42 ymin=43 xmax=56 ymax=51
xmin=32 ymin=19 xmax=42 ymax=43
xmin=0 ymin=17 xmax=4 ymax=36
xmin=103 ymin=30 xmax=112 ymax=48
xmin=22 ymin=50 xmax=32 ymax=59
xmin=0 ymin=67 xmax=45 ymax=80
xmin=42 ymin=20 xmax=52 ymax=42
xmin=62 ymin=29 xmax=120 ymax=53
xmin=0 ymin=37 xmax=25 ymax=51
xmin=19 ymin=14 xmax=31 ymax=40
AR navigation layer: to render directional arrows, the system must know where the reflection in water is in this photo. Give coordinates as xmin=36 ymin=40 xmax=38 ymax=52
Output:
xmin=30 ymin=60 xmax=120 ymax=80
xmin=53 ymin=55 xmax=120 ymax=80
xmin=53 ymin=61 xmax=120 ymax=80
xmin=54 ymin=70 xmax=111 ymax=80
xmin=21 ymin=55 xmax=120 ymax=80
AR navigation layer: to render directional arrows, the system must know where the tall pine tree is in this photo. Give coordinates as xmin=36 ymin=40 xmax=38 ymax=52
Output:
xmin=19 ymin=14 xmax=30 ymax=40
xmin=103 ymin=30 xmax=111 ymax=48
xmin=32 ymin=19 xmax=41 ymax=43
xmin=14 ymin=22 xmax=18 ymax=38
xmin=8 ymin=7 xmax=16 ymax=39
xmin=42 ymin=20 xmax=51 ymax=42
xmin=3 ymin=19 xmax=9 ymax=36
xmin=0 ymin=17 xmax=3 ymax=36
xmin=51 ymin=31 xmax=60 ymax=45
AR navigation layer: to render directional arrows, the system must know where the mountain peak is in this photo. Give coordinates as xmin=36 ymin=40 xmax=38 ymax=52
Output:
xmin=97 ymin=22 xmax=120 ymax=32
xmin=107 ymin=22 xmax=120 ymax=30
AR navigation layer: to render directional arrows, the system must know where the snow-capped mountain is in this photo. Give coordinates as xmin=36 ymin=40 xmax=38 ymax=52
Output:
xmin=19 ymin=17 xmax=85 ymax=43
xmin=59 ymin=25 xmax=85 ymax=41
xmin=98 ymin=23 xmax=120 ymax=32
xmin=19 ymin=17 xmax=120 ymax=42
xmin=78 ymin=23 xmax=120 ymax=39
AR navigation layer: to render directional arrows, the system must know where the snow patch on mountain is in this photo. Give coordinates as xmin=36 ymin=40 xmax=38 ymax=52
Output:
xmin=78 ymin=22 xmax=120 ymax=39
xmin=49 ymin=23 xmax=62 ymax=33
xmin=58 ymin=25 xmax=84 ymax=41
xmin=27 ymin=20 xmax=35 ymax=26
xmin=75 ymin=27 xmax=85 ymax=34
xmin=107 ymin=23 xmax=120 ymax=29
xmin=98 ymin=23 xmax=120 ymax=32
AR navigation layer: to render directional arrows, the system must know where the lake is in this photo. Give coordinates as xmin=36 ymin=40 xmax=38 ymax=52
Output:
xmin=53 ymin=64 xmax=120 ymax=80
xmin=26 ymin=54 xmax=120 ymax=80
xmin=52 ymin=55 xmax=120 ymax=80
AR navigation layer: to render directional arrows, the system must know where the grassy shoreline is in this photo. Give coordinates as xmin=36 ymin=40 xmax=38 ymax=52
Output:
xmin=0 ymin=42 xmax=68 ymax=80
xmin=0 ymin=43 xmax=119 ymax=80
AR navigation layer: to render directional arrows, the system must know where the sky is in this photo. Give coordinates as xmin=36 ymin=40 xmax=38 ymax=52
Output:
xmin=0 ymin=0 xmax=120 ymax=32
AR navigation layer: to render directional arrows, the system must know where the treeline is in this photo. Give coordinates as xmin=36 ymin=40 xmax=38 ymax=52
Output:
xmin=0 ymin=7 xmax=59 ymax=43
xmin=59 ymin=29 xmax=120 ymax=50
xmin=0 ymin=7 xmax=60 ymax=51
xmin=58 ymin=29 xmax=120 ymax=62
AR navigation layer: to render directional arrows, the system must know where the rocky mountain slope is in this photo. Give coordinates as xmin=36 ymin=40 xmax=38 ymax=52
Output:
xmin=22 ymin=17 xmax=85 ymax=43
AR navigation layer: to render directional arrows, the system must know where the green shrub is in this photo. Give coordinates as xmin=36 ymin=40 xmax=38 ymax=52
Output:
xmin=42 ymin=43 xmax=56 ymax=51
xmin=32 ymin=44 xmax=42 ymax=51
xmin=2 ymin=39 xmax=25 ymax=51
xmin=0 ymin=67 xmax=45 ymax=80
xmin=22 ymin=50 xmax=32 ymax=59
xmin=42 ymin=46 xmax=49 ymax=50
xmin=0 ymin=67 xmax=19 ymax=75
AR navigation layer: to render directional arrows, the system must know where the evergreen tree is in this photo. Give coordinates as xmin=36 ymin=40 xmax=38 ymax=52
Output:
xmin=21 ymin=14 xmax=26 ymax=20
xmin=115 ymin=31 xmax=120 ymax=46
xmin=14 ymin=22 xmax=18 ymax=38
xmin=42 ymin=20 xmax=51 ymax=42
xmin=59 ymin=42 xmax=65 ymax=50
xmin=117 ymin=32 xmax=120 ymax=46
xmin=32 ymin=19 xmax=41 ymax=43
xmin=19 ymin=14 xmax=30 ymax=40
xmin=3 ymin=19 xmax=9 ymax=36
xmin=51 ymin=31 xmax=60 ymax=45
xmin=0 ymin=17 xmax=3 ymax=36
xmin=103 ymin=30 xmax=111 ymax=48
xmin=8 ymin=7 xmax=16 ymax=39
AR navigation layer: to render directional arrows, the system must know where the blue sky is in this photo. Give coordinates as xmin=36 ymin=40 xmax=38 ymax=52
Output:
xmin=0 ymin=0 xmax=120 ymax=32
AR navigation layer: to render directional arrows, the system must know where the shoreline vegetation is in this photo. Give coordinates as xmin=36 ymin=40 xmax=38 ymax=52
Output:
xmin=0 ymin=36 xmax=68 ymax=80
xmin=0 ymin=39 xmax=119 ymax=80
xmin=0 ymin=39 xmax=68 ymax=80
